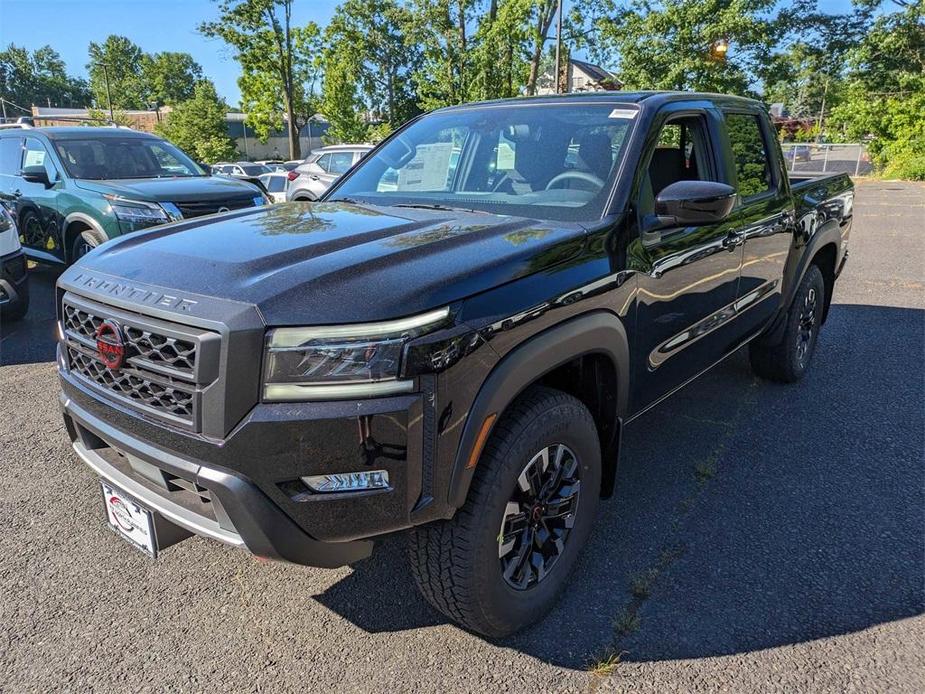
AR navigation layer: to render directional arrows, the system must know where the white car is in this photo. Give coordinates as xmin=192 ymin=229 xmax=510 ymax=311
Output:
xmin=0 ymin=205 xmax=29 ymax=321
xmin=258 ymin=172 xmax=290 ymax=203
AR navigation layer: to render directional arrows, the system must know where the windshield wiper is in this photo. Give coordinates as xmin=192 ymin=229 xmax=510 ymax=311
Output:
xmin=392 ymin=202 xmax=480 ymax=214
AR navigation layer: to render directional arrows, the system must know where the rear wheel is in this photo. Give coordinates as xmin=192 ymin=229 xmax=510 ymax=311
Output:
xmin=749 ymin=264 xmax=826 ymax=383
xmin=408 ymin=386 xmax=601 ymax=637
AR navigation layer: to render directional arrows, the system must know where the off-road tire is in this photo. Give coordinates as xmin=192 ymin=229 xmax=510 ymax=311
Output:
xmin=749 ymin=264 xmax=826 ymax=383
xmin=407 ymin=386 xmax=601 ymax=637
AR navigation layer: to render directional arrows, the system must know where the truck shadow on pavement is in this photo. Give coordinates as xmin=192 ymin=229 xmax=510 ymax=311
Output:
xmin=315 ymin=303 xmax=924 ymax=669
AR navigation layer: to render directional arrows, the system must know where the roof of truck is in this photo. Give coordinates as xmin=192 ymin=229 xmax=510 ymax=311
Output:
xmin=0 ymin=126 xmax=155 ymax=140
xmin=438 ymin=90 xmax=765 ymax=111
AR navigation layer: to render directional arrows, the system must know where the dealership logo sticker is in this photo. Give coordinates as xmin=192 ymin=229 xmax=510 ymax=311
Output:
xmin=109 ymin=496 xmax=136 ymax=532
xmin=96 ymin=320 xmax=125 ymax=370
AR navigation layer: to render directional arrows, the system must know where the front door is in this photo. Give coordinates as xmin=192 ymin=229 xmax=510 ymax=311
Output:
xmin=629 ymin=107 xmax=744 ymax=412
xmin=16 ymin=136 xmax=63 ymax=260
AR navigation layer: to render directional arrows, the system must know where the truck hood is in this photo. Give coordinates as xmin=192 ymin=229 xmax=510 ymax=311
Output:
xmin=69 ymin=202 xmax=587 ymax=325
xmin=74 ymin=176 xmax=261 ymax=202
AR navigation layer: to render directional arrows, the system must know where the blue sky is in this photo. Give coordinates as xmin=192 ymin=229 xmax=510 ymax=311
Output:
xmin=1 ymin=0 xmax=858 ymax=108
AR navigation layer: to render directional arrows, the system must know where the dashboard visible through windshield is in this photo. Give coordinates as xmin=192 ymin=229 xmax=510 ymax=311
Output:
xmin=330 ymin=102 xmax=637 ymax=222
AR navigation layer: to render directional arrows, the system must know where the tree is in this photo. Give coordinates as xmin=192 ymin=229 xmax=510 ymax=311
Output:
xmin=321 ymin=45 xmax=370 ymax=143
xmin=87 ymin=35 xmax=147 ymax=110
xmin=580 ymin=0 xmax=793 ymax=95
xmin=409 ymin=0 xmax=478 ymax=109
xmin=0 ymin=44 xmax=90 ymax=111
xmin=325 ymin=0 xmax=421 ymax=128
xmin=829 ymin=2 xmax=925 ymax=176
xmin=141 ymin=52 xmax=204 ymax=106
xmin=200 ymin=0 xmax=322 ymax=159
xmin=469 ymin=0 xmax=533 ymax=101
xmin=155 ymin=80 xmax=238 ymax=164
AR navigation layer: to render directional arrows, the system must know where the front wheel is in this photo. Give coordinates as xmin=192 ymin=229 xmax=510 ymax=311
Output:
xmin=71 ymin=229 xmax=107 ymax=263
xmin=749 ymin=264 xmax=826 ymax=383
xmin=408 ymin=386 xmax=601 ymax=637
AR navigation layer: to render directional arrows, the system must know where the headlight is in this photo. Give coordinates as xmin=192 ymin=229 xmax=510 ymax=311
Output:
xmin=263 ymin=307 xmax=450 ymax=401
xmin=105 ymin=196 xmax=169 ymax=226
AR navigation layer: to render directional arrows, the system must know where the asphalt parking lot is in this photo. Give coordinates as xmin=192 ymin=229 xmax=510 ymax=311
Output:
xmin=0 ymin=181 xmax=922 ymax=692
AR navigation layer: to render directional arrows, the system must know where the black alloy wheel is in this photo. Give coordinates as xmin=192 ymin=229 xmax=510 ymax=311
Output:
xmin=498 ymin=443 xmax=581 ymax=590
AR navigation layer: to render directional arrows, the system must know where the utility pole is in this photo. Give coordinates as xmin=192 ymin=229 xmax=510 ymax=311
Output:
xmin=554 ymin=0 xmax=564 ymax=93
xmin=97 ymin=62 xmax=114 ymax=122
xmin=1 ymin=98 xmax=7 ymax=123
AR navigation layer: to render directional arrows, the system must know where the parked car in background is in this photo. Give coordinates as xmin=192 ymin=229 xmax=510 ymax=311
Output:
xmin=258 ymin=172 xmax=289 ymax=203
xmin=0 ymin=125 xmax=266 ymax=263
xmin=784 ymin=145 xmax=812 ymax=163
xmin=282 ymin=160 xmax=302 ymax=171
xmin=213 ymin=161 xmax=274 ymax=191
xmin=0 ymin=203 xmax=29 ymax=320
xmin=286 ymin=144 xmax=373 ymax=201
xmin=255 ymin=160 xmax=289 ymax=173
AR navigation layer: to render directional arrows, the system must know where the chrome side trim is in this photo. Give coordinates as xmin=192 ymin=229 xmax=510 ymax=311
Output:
xmin=648 ymin=279 xmax=778 ymax=370
xmin=72 ymin=438 xmax=245 ymax=548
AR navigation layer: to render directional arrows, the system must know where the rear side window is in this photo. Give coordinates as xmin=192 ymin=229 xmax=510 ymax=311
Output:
xmin=328 ymin=151 xmax=354 ymax=175
xmin=725 ymin=113 xmax=773 ymax=199
xmin=316 ymin=153 xmax=332 ymax=172
xmin=266 ymin=176 xmax=286 ymax=192
xmin=0 ymin=137 xmax=23 ymax=175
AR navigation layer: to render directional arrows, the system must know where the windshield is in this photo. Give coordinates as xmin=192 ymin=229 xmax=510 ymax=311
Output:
xmin=53 ymin=137 xmax=205 ymax=180
xmin=331 ymin=102 xmax=636 ymax=221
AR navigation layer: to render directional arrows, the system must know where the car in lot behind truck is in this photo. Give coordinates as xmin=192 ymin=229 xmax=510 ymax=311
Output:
xmin=0 ymin=204 xmax=29 ymax=321
xmin=56 ymin=92 xmax=852 ymax=637
xmin=0 ymin=125 xmax=266 ymax=264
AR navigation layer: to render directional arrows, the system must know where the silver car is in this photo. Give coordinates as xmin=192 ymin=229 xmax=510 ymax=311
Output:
xmin=286 ymin=145 xmax=373 ymax=201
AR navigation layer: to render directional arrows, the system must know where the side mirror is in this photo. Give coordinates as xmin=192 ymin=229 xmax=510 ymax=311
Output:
xmin=653 ymin=180 xmax=736 ymax=227
xmin=21 ymin=165 xmax=53 ymax=188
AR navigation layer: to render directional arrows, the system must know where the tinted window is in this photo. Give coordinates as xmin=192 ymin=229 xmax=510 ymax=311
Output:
xmin=265 ymin=175 xmax=286 ymax=192
xmin=334 ymin=103 xmax=636 ymax=222
xmin=328 ymin=152 xmax=354 ymax=175
xmin=0 ymin=137 xmax=22 ymax=175
xmin=725 ymin=113 xmax=773 ymax=198
xmin=53 ymin=137 xmax=204 ymax=180
xmin=24 ymin=137 xmax=58 ymax=181
xmin=240 ymin=164 xmax=271 ymax=176
xmin=315 ymin=153 xmax=332 ymax=172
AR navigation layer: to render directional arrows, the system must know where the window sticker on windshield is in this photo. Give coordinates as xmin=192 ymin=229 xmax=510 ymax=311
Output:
xmin=608 ymin=109 xmax=638 ymax=119
xmin=397 ymin=142 xmax=454 ymax=191
xmin=24 ymin=150 xmax=46 ymax=167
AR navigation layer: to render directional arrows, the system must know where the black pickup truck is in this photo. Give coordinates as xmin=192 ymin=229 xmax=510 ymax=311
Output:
xmin=56 ymin=92 xmax=853 ymax=637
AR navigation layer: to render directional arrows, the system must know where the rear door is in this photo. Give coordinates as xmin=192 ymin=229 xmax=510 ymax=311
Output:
xmin=719 ymin=109 xmax=795 ymax=337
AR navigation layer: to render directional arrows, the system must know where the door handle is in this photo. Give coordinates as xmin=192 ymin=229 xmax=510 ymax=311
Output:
xmin=722 ymin=231 xmax=745 ymax=251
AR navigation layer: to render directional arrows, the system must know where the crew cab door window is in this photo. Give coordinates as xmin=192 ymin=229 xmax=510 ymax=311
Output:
xmin=639 ymin=115 xmax=715 ymax=216
xmin=724 ymin=113 xmax=773 ymax=199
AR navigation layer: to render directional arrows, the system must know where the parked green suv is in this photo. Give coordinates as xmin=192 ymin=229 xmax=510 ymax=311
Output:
xmin=0 ymin=125 xmax=266 ymax=263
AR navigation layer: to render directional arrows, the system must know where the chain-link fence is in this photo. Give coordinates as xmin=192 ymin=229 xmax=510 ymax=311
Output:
xmin=780 ymin=143 xmax=873 ymax=176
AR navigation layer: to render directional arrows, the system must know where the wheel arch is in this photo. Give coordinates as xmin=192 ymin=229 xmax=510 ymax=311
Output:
xmin=63 ymin=213 xmax=106 ymax=263
xmin=446 ymin=311 xmax=630 ymax=509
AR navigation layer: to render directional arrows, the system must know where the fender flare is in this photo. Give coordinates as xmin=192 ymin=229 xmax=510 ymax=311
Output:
xmin=446 ymin=311 xmax=630 ymax=509
xmin=764 ymin=220 xmax=842 ymax=344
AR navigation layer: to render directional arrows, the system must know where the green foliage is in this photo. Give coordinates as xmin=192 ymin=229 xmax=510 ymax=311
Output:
xmin=87 ymin=35 xmax=147 ymax=109
xmin=200 ymin=0 xmax=322 ymax=158
xmin=325 ymin=0 xmax=421 ymax=128
xmin=882 ymin=151 xmax=925 ymax=181
xmin=580 ymin=0 xmax=791 ymax=94
xmin=86 ymin=108 xmax=134 ymax=127
xmin=86 ymin=35 xmax=202 ymax=111
xmin=141 ymin=52 xmax=204 ymax=105
xmin=321 ymin=46 xmax=370 ymax=143
xmin=0 ymin=44 xmax=90 ymax=110
xmin=155 ymin=81 xmax=238 ymax=164
xmin=828 ymin=3 xmax=924 ymax=176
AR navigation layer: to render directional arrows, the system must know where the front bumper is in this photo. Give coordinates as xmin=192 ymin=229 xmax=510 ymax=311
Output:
xmin=59 ymin=379 xmax=417 ymax=568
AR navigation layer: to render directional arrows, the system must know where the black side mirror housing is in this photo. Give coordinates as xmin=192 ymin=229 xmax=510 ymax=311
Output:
xmin=21 ymin=165 xmax=53 ymax=188
xmin=654 ymin=180 xmax=737 ymax=227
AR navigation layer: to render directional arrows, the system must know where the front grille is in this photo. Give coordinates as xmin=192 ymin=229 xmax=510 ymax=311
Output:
xmin=175 ymin=197 xmax=255 ymax=218
xmin=61 ymin=295 xmax=220 ymax=431
xmin=68 ymin=346 xmax=195 ymax=418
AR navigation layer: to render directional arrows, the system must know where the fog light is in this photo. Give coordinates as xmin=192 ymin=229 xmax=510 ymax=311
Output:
xmin=302 ymin=470 xmax=390 ymax=493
